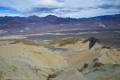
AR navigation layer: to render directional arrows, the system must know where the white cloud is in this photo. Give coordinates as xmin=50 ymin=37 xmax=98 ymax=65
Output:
xmin=0 ymin=12 xmax=22 ymax=17
xmin=52 ymin=8 xmax=120 ymax=18
xmin=40 ymin=0 xmax=61 ymax=5
xmin=0 ymin=0 xmax=120 ymax=17
xmin=0 ymin=0 xmax=63 ymax=12
xmin=63 ymin=0 xmax=120 ymax=8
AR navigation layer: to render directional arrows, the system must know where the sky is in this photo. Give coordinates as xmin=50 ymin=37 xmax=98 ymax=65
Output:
xmin=0 ymin=0 xmax=120 ymax=18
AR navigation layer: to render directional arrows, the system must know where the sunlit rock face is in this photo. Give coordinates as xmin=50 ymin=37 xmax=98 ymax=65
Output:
xmin=47 ymin=37 xmax=120 ymax=80
xmin=0 ymin=41 xmax=68 ymax=80
xmin=0 ymin=37 xmax=120 ymax=80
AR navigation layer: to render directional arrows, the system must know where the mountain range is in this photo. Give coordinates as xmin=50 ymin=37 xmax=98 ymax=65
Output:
xmin=0 ymin=14 xmax=120 ymax=34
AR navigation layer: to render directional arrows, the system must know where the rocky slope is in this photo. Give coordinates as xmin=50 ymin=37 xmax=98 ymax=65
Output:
xmin=0 ymin=37 xmax=120 ymax=80
xmin=0 ymin=40 xmax=67 ymax=80
xmin=47 ymin=37 xmax=120 ymax=80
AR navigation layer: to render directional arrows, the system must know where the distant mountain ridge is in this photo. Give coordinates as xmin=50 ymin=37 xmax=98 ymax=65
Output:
xmin=0 ymin=15 xmax=79 ymax=25
xmin=0 ymin=14 xmax=120 ymax=34
xmin=0 ymin=14 xmax=119 ymax=25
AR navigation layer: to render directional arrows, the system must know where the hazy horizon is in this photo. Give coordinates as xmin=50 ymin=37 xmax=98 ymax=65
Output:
xmin=0 ymin=0 xmax=120 ymax=18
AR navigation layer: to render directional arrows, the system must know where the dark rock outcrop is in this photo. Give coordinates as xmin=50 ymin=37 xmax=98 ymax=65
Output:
xmin=83 ymin=37 xmax=100 ymax=49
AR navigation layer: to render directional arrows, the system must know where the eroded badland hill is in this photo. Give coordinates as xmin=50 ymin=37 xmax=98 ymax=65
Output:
xmin=0 ymin=37 xmax=120 ymax=80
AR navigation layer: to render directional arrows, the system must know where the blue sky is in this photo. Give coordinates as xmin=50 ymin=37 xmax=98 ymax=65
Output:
xmin=0 ymin=0 xmax=120 ymax=18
